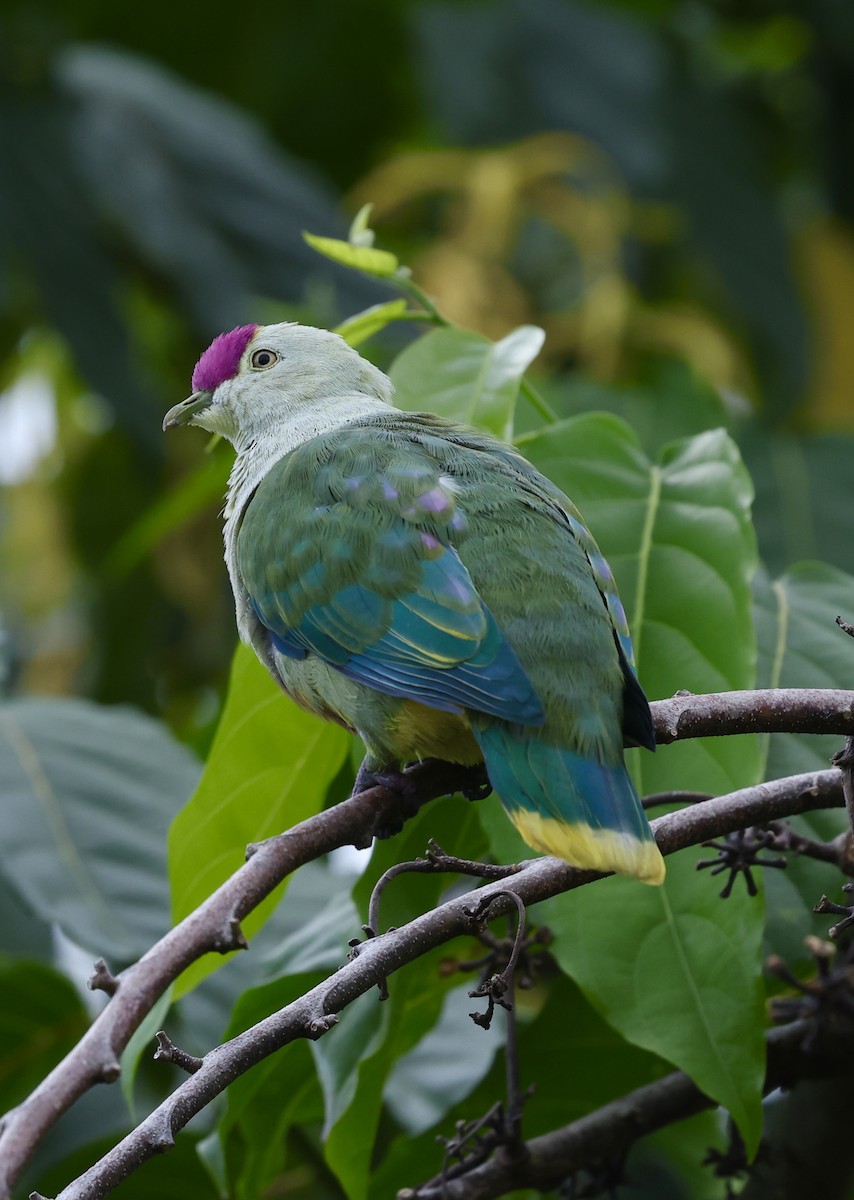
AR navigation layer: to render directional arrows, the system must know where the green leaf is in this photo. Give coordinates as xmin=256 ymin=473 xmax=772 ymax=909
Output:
xmin=754 ymin=562 xmax=854 ymax=965
xmin=754 ymin=562 xmax=854 ymax=780
xmin=106 ymin=448 xmax=231 ymax=578
xmin=335 ymin=299 xmax=409 ymax=347
xmin=549 ymin=849 xmax=766 ymax=1154
xmin=389 ymin=325 xmax=545 ymax=440
xmin=741 ymin=427 xmax=854 ymax=578
xmin=120 ymin=987 xmax=173 ymax=1116
xmin=313 ymin=991 xmax=390 ymax=1141
xmin=60 ymin=44 xmax=378 ymax=342
xmin=500 ymin=416 xmax=765 ymax=1151
xmin=383 ymin=982 xmax=504 ymax=1135
xmin=525 ymin=358 xmax=732 ymax=454
xmin=0 ymin=957 xmax=88 ymax=1112
xmin=518 ymin=414 xmax=761 ymax=795
xmin=303 ymin=231 xmax=399 ymax=277
xmin=347 ymin=202 xmax=376 ymax=246
xmin=219 ymin=940 xmax=343 ymax=1197
xmin=0 ymin=697 xmax=199 ymax=959
xmin=168 ymin=645 xmax=349 ymax=997
xmin=36 ymin=1131 xmax=221 ymax=1200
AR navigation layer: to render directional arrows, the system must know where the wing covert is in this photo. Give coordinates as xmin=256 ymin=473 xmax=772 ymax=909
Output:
xmin=237 ymin=437 xmax=545 ymax=726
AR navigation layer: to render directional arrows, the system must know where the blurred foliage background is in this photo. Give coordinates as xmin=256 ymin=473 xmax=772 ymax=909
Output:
xmin=3 ymin=0 xmax=854 ymax=728
xmin=3 ymin=0 xmax=854 ymax=1196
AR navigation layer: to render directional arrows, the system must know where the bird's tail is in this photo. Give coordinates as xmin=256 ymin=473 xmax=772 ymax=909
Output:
xmin=472 ymin=726 xmax=665 ymax=885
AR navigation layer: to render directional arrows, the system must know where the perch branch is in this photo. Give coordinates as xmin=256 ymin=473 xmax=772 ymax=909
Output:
xmin=31 ymin=766 xmax=843 ymax=1200
xmin=652 ymin=689 xmax=854 ymax=742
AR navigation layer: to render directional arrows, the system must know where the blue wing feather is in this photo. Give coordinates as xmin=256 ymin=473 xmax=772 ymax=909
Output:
xmin=252 ymin=545 xmax=545 ymax=726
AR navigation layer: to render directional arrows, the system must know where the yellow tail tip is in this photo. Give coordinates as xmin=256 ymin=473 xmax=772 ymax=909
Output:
xmin=509 ymin=810 xmax=666 ymax=885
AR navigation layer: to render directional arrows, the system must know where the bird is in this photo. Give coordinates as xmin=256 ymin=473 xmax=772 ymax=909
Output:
xmin=163 ymin=322 xmax=664 ymax=884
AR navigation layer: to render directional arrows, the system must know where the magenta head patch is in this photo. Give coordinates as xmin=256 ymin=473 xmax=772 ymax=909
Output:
xmin=191 ymin=324 xmax=258 ymax=393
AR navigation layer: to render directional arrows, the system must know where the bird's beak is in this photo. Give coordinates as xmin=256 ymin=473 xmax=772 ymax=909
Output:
xmin=162 ymin=391 xmax=213 ymax=431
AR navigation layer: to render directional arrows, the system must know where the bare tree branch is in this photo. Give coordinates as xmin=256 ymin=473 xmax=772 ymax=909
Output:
xmin=30 ymin=767 xmax=843 ymax=1200
xmin=652 ymin=689 xmax=854 ymax=743
xmin=4 ymin=687 xmax=853 ymax=1197
xmin=402 ymin=1015 xmax=854 ymax=1200
xmin=0 ymin=759 xmax=468 ymax=1199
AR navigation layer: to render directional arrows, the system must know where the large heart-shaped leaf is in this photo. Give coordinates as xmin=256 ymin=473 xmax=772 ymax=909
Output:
xmin=754 ymin=562 xmax=854 ymax=780
xmin=504 ymin=415 xmax=764 ymax=1150
xmin=549 ymin=851 xmax=766 ymax=1154
xmin=0 ymin=697 xmax=200 ymax=959
xmin=754 ymin=562 xmax=854 ymax=964
xmin=518 ymin=413 xmax=760 ymax=795
xmin=390 ymin=325 xmax=544 ymax=439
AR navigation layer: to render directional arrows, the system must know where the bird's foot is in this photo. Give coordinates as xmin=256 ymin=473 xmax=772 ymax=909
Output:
xmin=351 ymin=759 xmax=422 ymax=840
xmin=457 ymin=763 xmax=492 ymax=803
xmin=350 ymin=759 xmax=492 ymax=843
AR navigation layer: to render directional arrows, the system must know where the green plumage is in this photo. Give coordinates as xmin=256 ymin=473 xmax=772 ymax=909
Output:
xmin=235 ymin=412 xmax=654 ymax=811
xmin=167 ymin=322 xmax=665 ymax=882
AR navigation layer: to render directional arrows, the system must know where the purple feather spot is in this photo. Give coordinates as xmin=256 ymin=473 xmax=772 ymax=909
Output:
xmin=420 ymin=532 xmax=441 ymax=550
xmin=382 ymin=480 xmax=400 ymax=501
xmin=609 ymin=596 xmax=628 ymax=626
xmin=418 ymin=487 xmax=451 ymax=514
xmin=590 ymin=553 xmax=614 ymax=584
xmin=191 ymin=324 xmax=258 ymax=393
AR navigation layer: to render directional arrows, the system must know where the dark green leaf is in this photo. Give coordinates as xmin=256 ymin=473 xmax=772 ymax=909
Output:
xmin=549 ymin=849 xmax=766 ymax=1154
xmin=369 ymin=972 xmax=666 ymax=1199
xmin=321 ymin=797 xmax=489 ymax=1199
xmin=754 ymin=562 xmax=854 ymax=779
xmin=518 ymin=414 xmax=761 ymax=795
xmin=754 ymin=562 xmax=854 ymax=964
xmin=383 ymin=982 xmax=503 ymax=1134
xmin=0 ymin=697 xmax=200 ymax=959
xmin=106 ymin=449 xmax=231 ymax=578
xmin=0 ymin=957 xmax=88 ymax=1114
xmin=741 ymin=428 xmax=854 ymax=578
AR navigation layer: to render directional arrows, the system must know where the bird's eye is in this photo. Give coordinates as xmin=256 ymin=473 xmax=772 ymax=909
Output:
xmin=250 ymin=348 xmax=278 ymax=369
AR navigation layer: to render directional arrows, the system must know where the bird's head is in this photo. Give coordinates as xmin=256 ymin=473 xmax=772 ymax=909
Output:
xmin=163 ymin=322 xmax=393 ymax=444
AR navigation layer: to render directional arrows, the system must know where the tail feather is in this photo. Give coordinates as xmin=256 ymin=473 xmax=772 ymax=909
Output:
xmin=473 ymin=726 xmax=665 ymax=885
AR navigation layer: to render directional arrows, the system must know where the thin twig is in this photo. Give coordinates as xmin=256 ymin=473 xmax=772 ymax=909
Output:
xmin=832 ymin=737 xmax=854 ymax=835
xmin=642 ymin=790 xmax=714 ymax=810
xmin=365 ymin=842 xmax=521 ymax=939
xmin=152 ymin=1033 xmax=202 ymax=1075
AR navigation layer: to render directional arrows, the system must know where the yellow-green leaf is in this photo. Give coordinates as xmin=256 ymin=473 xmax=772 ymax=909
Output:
xmin=335 ymin=299 xmax=409 ymax=347
xmin=303 ymin=231 xmax=399 ymax=277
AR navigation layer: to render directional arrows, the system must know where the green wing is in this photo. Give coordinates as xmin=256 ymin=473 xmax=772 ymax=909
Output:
xmin=237 ymin=426 xmax=545 ymax=724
